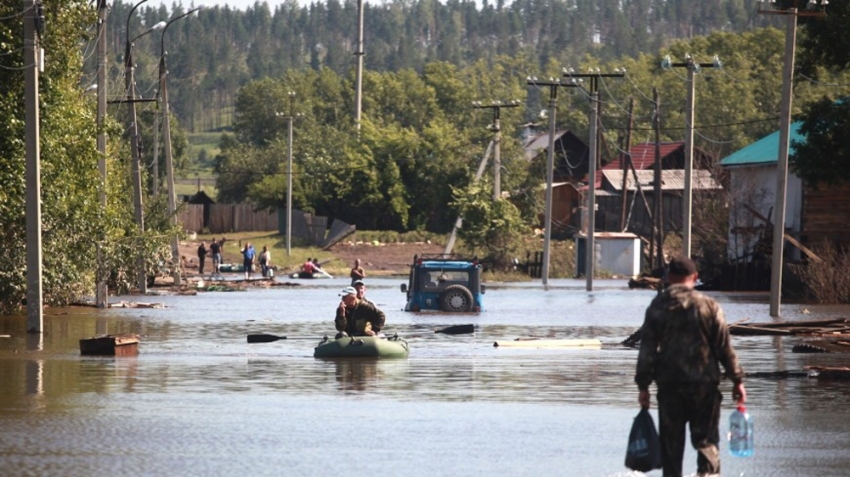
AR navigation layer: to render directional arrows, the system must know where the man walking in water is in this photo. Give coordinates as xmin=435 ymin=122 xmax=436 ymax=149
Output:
xmin=635 ymin=255 xmax=746 ymax=477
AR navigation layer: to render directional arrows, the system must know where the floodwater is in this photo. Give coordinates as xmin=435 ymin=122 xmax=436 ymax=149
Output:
xmin=2 ymin=277 xmax=850 ymax=477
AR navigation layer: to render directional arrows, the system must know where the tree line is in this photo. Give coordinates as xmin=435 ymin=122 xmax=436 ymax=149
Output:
xmin=97 ymin=0 xmax=783 ymax=133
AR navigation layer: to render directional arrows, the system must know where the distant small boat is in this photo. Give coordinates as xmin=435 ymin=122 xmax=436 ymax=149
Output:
xmin=290 ymin=270 xmax=333 ymax=279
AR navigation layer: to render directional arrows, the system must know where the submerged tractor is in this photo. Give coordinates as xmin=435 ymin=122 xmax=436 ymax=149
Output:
xmin=400 ymin=254 xmax=484 ymax=312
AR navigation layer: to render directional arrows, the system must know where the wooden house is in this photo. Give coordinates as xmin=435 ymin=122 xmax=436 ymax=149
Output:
xmin=588 ymin=141 xmax=717 ymax=237
xmin=524 ymin=130 xmax=589 ymax=234
xmin=594 ymin=169 xmax=722 ymax=237
xmin=721 ymin=123 xmax=850 ymax=261
xmin=719 ymin=124 xmax=804 ymax=262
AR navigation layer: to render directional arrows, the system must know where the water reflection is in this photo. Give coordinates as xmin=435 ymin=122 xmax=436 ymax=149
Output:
xmin=333 ymin=359 xmax=379 ymax=393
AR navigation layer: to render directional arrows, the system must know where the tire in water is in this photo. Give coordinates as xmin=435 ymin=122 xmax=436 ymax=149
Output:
xmin=439 ymin=284 xmax=474 ymax=312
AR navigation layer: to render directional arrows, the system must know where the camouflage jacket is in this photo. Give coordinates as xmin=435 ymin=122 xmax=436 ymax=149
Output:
xmin=635 ymin=284 xmax=744 ymax=390
xmin=335 ymin=299 xmax=386 ymax=336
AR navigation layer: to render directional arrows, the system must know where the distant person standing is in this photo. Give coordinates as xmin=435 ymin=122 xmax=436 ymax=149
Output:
xmin=197 ymin=241 xmax=207 ymax=276
xmin=242 ymin=243 xmax=255 ymax=279
xmin=259 ymin=246 xmax=271 ymax=277
xmin=209 ymin=239 xmax=222 ymax=275
xmin=350 ymin=258 xmax=365 ymax=285
xmin=635 ymin=255 xmax=746 ymax=477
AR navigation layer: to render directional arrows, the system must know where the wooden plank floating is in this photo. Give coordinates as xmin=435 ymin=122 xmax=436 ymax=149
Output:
xmin=79 ymin=334 xmax=140 ymax=356
xmin=494 ymin=339 xmax=602 ymax=349
xmin=730 ymin=318 xmax=850 ymax=337
xmin=747 ymin=367 xmax=850 ymax=380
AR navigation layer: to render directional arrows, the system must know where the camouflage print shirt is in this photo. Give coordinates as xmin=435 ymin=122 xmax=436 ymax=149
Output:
xmin=335 ymin=299 xmax=386 ymax=336
xmin=635 ymin=284 xmax=744 ymax=391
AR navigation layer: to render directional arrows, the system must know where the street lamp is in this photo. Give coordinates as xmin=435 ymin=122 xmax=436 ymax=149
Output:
xmin=125 ymin=0 xmax=165 ymax=293
xmin=158 ymin=6 xmax=203 ymax=286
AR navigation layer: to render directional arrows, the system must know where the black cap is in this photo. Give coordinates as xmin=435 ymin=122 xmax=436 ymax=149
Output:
xmin=667 ymin=255 xmax=697 ymax=276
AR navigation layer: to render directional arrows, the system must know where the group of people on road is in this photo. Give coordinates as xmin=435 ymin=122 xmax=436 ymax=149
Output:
xmin=196 ymin=238 xmax=272 ymax=279
xmin=196 ymin=238 xmax=223 ymax=277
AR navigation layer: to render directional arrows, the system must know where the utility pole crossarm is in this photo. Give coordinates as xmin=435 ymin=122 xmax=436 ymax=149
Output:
xmin=471 ymin=100 xmax=521 ymax=201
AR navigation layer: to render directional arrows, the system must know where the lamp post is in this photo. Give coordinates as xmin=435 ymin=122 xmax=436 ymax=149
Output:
xmin=125 ymin=0 xmax=165 ymax=292
xmin=159 ymin=6 xmax=203 ymax=286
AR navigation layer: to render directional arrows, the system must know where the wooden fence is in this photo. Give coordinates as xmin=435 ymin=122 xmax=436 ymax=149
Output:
xmin=177 ymin=203 xmax=278 ymax=234
xmin=176 ymin=204 xmax=354 ymax=249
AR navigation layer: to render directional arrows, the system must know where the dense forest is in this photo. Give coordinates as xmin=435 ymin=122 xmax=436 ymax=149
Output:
xmin=92 ymin=0 xmax=783 ymax=132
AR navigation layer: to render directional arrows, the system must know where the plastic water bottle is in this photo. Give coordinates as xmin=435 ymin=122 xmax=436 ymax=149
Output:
xmin=728 ymin=404 xmax=754 ymax=457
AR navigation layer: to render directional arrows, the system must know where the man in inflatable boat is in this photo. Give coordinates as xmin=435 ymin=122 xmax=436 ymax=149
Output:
xmin=334 ymin=286 xmax=386 ymax=339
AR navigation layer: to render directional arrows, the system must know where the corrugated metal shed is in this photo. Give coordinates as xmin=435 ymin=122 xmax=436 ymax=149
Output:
xmin=601 ymin=169 xmax=722 ymax=192
xmin=719 ymin=122 xmax=804 ymax=167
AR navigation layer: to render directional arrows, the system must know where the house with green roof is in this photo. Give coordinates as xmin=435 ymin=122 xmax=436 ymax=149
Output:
xmin=719 ymin=122 xmax=804 ymax=262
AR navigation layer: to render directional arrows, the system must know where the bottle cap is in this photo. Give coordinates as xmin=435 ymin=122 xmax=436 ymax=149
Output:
xmin=737 ymin=404 xmax=746 ymax=413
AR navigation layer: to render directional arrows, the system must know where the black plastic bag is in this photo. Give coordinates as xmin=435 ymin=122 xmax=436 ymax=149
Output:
xmin=625 ymin=408 xmax=662 ymax=472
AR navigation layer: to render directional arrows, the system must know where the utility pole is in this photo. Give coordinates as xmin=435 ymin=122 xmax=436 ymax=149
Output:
xmin=96 ymin=0 xmax=108 ymax=308
xmin=472 ymin=100 xmax=520 ymax=200
xmin=444 ymin=141 xmax=494 ymax=255
xmin=759 ymin=0 xmax=826 ymax=317
xmin=285 ymin=91 xmax=296 ymax=256
xmin=661 ymin=54 xmax=718 ymax=258
xmin=24 ymin=0 xmax=44 ymax=333
xmin=526 ymin=77 xmax=579 ymax=286
xmin=652 ymin=88 xmax=664 ymax=270
xmin=160 ymin=7 xmax=202 ymax=287
xmin=563 ymin=69 xmax=624 ymax=291
xmin=354 ymin=0 xmax=365 ymax=133
xmin=619 ymin=98 xmax=634 ymax=231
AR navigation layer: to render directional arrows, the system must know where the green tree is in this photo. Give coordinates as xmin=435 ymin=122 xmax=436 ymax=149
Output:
xmin=791 ymin=1 xmax=850 ymax=187
xmin=0 ymin=0 xmax=178 ymax=312
xmin=790 ymin=97 xmax=850 ymax=186
xmin=451 ymin=183 xmax=528 ymax=268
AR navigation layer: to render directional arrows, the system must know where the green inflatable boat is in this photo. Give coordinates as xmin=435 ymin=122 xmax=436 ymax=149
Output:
xmin=313 ymin=335 xmax=409 ymax=359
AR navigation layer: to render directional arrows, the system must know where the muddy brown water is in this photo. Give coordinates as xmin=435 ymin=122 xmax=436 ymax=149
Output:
xmin=2 ymin=278 xmax=850 ymax=476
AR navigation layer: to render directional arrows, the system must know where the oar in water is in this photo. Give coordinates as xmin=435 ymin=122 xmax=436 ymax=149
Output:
xmin=247 ymin=324 xmax=475 ymax=344
xmin=247 ymin=333 xmax=324 ymax=343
